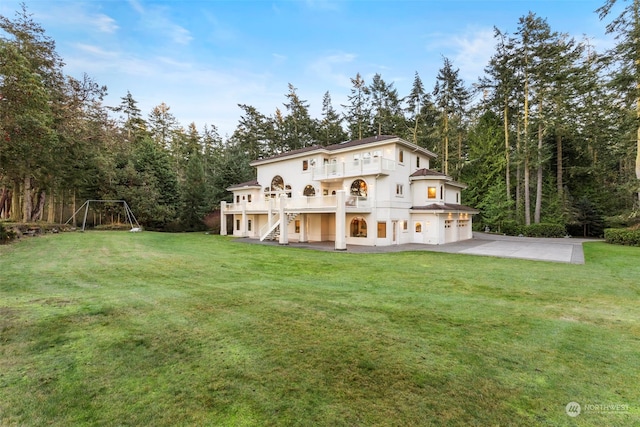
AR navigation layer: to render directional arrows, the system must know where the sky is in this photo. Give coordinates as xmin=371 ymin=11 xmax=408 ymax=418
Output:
xmin=0 ymin=0 xmax=615 ymax=137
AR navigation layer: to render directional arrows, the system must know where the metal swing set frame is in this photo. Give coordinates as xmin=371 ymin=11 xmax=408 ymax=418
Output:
xmin=65 ymin=200 xmax=141 ymax=232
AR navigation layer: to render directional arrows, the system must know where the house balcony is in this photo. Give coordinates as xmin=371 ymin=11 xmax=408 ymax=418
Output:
xmin=222 ymin=195 xmax=372 ymax=214
xmin=311 ymin=157 xmax=396 ymax=181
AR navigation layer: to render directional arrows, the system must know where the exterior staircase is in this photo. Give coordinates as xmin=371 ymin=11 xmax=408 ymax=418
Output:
xmin=260 ymin=212 xmax=299 ymax=241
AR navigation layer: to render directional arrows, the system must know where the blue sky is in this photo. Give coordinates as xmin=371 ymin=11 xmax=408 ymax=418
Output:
xmin=1 ymin=0 xmax=613 ymax=137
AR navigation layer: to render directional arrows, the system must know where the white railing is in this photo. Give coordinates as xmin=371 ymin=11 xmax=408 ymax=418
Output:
xmin=227 ymin=195 xmax=371 ymax=213
xmin=259 ymin=213 xmax=280 ymax=240
xmin=312 ymin=157 xmax=396 ymax=180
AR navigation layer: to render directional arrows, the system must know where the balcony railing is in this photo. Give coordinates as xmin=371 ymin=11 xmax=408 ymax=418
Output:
xmin=312 ymin=157 xmax=396 ymax=180
xmin=223 ymin=194 xmax=370 ymax=212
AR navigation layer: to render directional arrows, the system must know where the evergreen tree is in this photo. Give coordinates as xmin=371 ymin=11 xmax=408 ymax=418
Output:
xmin=180 ymin=152 xmax=209 ymax=230
xmin=369 ymin=73 xmax=403 ymax=136
xmin=342 ymin=73 xmax=372 ymax=140
xmin=282 ymin=83 xmax=316 ymax=150
xmin=319 ymin=91 xmax=346 ymax=146
xmin=433 ymin=57 xmax=470 ymax=176
xmin=598 ymin=0 xmax=640 ymax=204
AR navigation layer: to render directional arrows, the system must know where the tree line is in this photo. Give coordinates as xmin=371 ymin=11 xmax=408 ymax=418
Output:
xmin=1 ymin=3 xmax=639 ymax=234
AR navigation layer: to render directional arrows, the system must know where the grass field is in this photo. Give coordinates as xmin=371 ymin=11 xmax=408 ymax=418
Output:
xmin=0 ymin=231 xmax=638 ymax=426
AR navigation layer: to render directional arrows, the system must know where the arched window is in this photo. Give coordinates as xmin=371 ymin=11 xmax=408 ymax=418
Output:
xmin=303 ymin=185 xmax=316 ymax=197
xmin=350 ymin=217 xmax=367 ymax=237
xmin=271 ymin=176 xmax=284 ymax=191
xmin=350 ymin=179 xmax=367 ymax=197
xmin=415 ymin=222 xmax=422 ymax=233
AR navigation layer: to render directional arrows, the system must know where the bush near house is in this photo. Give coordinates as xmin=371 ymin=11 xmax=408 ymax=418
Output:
xmin=604 ymin=228 xmax=640 ymax=246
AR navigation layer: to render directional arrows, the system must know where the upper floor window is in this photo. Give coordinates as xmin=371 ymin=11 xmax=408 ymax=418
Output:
xmin=302 ymin=160 xmax=309 ymax=171
xmin=416 ymin=157 xmax=420 ymax=168
xmin=428 ymin=187 xmax=437 ymax=199
xmin=399 ymin=149 xmax=404 ymax=163
xmin=350 ymin=179 xmax=367 ymax=197
xmin=303 ymin=185 xmax=316 ymax=197
xmin=271 ymin=175 xmax=284 ymax=191
xmin=396 ymin=184 xmax=404 ymax=196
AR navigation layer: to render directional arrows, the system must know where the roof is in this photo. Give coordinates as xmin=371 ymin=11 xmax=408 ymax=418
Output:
xmin=410 ymin=168 xmax=447 ymax=178
xmin=250 ymin=135 xmax=436 ymax=166
xmin=226 ymin=179 xmax=261 ymax=191
xmin=409 ymin=168 xmax=468 ymax=189
xmin=411 ymin=203 xmax=479 ymax=213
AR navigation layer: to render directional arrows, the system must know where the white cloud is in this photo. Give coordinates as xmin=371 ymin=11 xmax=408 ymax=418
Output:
xmin=92 ymin=14 xmax=118 ymax=34
xmin=308 ymin=52 xmax=357 ymax=89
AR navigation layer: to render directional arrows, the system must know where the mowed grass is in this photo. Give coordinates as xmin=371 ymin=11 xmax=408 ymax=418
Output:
xmin=0 ymin=232 xmax=638 ymax=426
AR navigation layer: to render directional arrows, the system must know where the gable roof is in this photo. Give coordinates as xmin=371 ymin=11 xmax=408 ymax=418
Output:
xmin=250 ymin=135 xmax=436 ymax=166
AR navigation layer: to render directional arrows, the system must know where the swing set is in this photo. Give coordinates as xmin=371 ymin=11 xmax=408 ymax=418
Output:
xmin=65 ymin=200 xmax=141 ymax=232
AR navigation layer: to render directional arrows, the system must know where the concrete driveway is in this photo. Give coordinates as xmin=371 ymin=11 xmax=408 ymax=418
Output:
xmin=417 ymin=232 xmax=596 ymax=264
xmin=240 ymin=232 xmax=598 ymax=264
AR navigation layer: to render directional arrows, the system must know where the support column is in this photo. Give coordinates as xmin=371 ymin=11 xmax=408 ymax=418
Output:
xmin=241 ymin=202 xmax=248 ymax=237
xmin=220 ymin=202 xmax=227 ymax=235
xmin=335 ymin=190 xmax=347 ymax=250
xmin=278 ymin=194 xmax=288 ymax=245
xmin=299 ymin=213 xmax=308 ymax=243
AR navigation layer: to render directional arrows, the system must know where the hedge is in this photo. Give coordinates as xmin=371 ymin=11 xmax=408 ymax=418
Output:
xmin=520 ymin=223 xmax=567 ymax=238
xmin=604 ymin=228 xmax=640 ymax=246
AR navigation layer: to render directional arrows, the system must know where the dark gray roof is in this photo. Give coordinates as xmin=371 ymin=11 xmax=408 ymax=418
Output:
xmin=251 ymin=135 xmax=435 ymax=165
xmin=411 ymin=203 xmax=478 ymax=213
xmin=226 ymin=179 xmax=260 ymax=190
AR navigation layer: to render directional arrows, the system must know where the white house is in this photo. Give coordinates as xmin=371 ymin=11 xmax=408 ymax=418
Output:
xmin=220 ymin=135 xmax=478 ymax=250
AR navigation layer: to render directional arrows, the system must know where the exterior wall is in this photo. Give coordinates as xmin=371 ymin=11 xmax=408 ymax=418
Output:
xmin=225 ymin=137 xmax=475 ymax=247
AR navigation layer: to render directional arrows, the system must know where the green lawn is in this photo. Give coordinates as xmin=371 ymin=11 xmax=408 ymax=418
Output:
xmin=0 ymin=232 xmax=638 ymax=426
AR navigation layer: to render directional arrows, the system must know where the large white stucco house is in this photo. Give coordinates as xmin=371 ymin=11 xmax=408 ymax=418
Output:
xmin=220 ymin=135 xmax=478 ymax=250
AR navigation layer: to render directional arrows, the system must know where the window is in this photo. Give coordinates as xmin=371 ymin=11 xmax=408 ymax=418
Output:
xmin=403 ymin=221 xmax=408 ymax=231
xmin=456 ymin=193 xmax=459 ymax=203
xmin=248 ymin=194 xmax=252 ymax=203
xmin=353 ymin=153 xmax=361 ymax=163
xmin=271 ymin=175 xmax=284 ymax=191
xmin=373 ymin=150 xmax=381 ymax=158
xmin=236 ymin=195 xmax=240 ymax=203
xmin=236 ymin=219 xmax=240 ymax=231
xmin=350 ymin=179 xmax=367 ymax=197
xmin=303 ymin=185 xmax=315 ymax=197
xmin=247 ymin=220 xmax=252 ymax=231
xmin=428 ymin=187 xmax=437 ymax=199
xmin=350 ymin=217 xmax=367 ymax=237
xmin=441 ymin=186 xmax=444 ymax=199
xmin=377 ymin=222 xmax=387 ymax=238
xmin=416 ymin=157 xmax=420 ymax=168
xmin=285 ymin=184 xmax=292 ymax=198
xmin=399 ymin=149 xmax=404 ymax=163
xmin=295 ymin=220 xmax=300 ymax=233
xmin=396 ymin=184 xmax=404 ymax=196
xmin=302 ymin=160 xmax=309 ymax=171
xmin=415 ymin=222 xmax=422 ymax=233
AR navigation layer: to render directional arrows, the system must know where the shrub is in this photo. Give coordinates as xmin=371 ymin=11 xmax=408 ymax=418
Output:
xmin=604 ymin=228 xmax=640 ymax=246
xmin=521 ymin=223 xmax=567 ymax=238
xmin=500 ymin=220 xmax=522 ymax=236
xmin=0 ymin=223 xmax=16 ymax=244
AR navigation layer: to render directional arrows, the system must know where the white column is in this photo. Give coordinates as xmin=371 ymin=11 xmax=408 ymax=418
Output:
xmin=278 ymin=194 xmax=288 ymax=245
xmin=299 ymin=213 xmax=308 ymax=243
xmin=220 ymin=202 xmax=227 ymax=235
xmin=241 ymin=201 xmax=248 ymax=237
xmin=335 ymin=190 xmax=347 ymax=250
